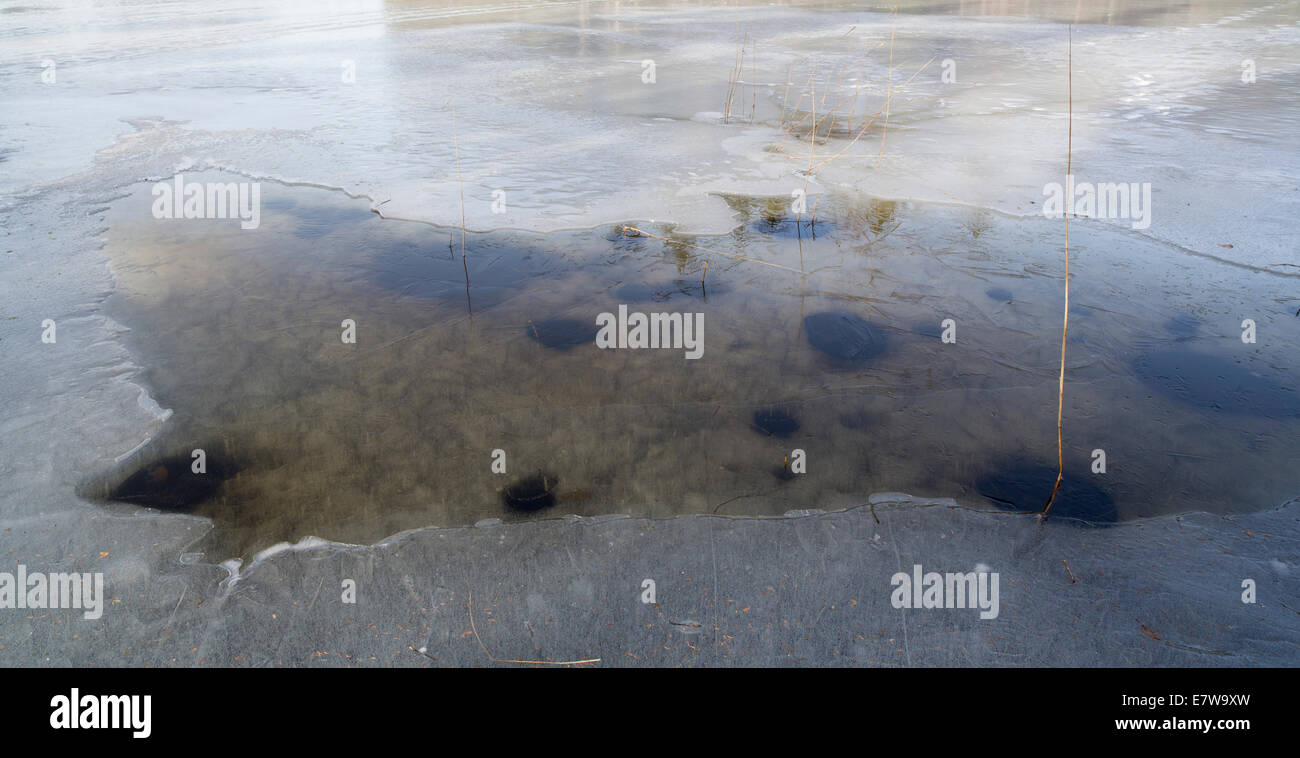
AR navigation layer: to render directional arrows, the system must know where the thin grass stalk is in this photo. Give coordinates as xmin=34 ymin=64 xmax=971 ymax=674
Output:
xmin=1042 ymin=26 xmax=1073 ymax=518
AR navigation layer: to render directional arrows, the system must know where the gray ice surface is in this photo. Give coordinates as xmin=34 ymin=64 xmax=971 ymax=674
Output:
xmin=1 ymin=0 xmax=1298 ymax=665
xmin=2 ymin=492 xmax=1297 ymax=666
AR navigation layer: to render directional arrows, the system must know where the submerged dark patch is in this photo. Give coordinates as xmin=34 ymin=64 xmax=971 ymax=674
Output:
xmin=804 ymin=312 xmax=887 ymax=362
xmin=1134 ymin=348 xmax=1297 ymax=417
xmin=974 ymin=461 xmax=1117 ymax=525
xmin=503 ymin=472 xmax=558 ymax=511
xmin=985 ymin=287 xmax=1013 ymax=302
xmin=526 ymin=317 xmax=598 ymax=350
xmin=752 ymin=407 xmax=801 ymax=438
xmin=108 ymin=456 xmax=234 ymax=511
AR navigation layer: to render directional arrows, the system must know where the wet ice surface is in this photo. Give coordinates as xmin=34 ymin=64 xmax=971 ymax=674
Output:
xmin=1 ymin=0 xmax=1298 ymax=562
xmin=84 ymin=174 xmax=1299 ymax=556
xmin=4 ymin=0 xmax=1298 ymax=262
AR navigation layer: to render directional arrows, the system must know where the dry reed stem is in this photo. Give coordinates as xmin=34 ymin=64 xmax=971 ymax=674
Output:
xmin=845 ymin=49 xmax=870 ymax=126
xmin=809 ymin=64 xmax=817 ymax=144
xmin=451 ymin=100 xmax=471 ymax=315
xmin=878 ymin=7 xmax=896 ymax=163
xmin=803 ymin=66 xmax=816 ymax=209
xmin=725 ymin=29 xmax=741 ymax=120
xmin=408 ymin=646 xmax=437 ymax=662
xmin=468 ymin=589 xmax=600 ymax=666
xmin=724 ymin=25 xmax=751 ymax=123
xmin=750 ymin=36 xmax=757 ymax=123
xmin=775 ymin=65 xmax=809 ymax=153
xmin=779 ymin=30 xmax=934 ymax=174
xmin=779 ymin=61 xmax=794 ymax=131
xmin=784 ymin=70 xmax=817 ymax=133
xmin=794 ymin=57 xmax=935 ymax=173
xmin=1042 ymin=26 xmax=1072 ymax=518
xmin=451 ymin=102 xmax=467 ymax=261
xmin=824 ymin=60 xmax=850 ymax=137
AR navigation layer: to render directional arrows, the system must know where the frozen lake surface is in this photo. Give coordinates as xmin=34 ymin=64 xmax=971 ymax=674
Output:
xmin=3 ymin=0 xmax=1298 ymax=262
xmin=0 ymin=1 xmax=1297 ymax=666
xmin=3 ymin=0 xmax=1299 ymax=555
